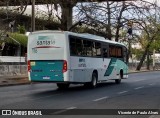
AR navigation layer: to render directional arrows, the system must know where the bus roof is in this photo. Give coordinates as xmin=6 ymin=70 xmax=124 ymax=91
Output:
xmin=30 ymin=30 xmax=126 ymax=47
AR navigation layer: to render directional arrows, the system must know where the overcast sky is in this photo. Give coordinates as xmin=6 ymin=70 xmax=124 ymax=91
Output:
xmin=23 ymin=0 xmax=160 ymax=16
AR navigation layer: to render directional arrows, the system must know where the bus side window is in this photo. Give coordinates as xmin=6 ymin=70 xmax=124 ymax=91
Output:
xmin=95 ymin=42 xmax=101 ymax=57
xmin=76 ymin=39 xmax=83 ymax=56
xmin=92 ymin=42 xmax=96 ymax=56
xmin=71 ymin=47 xmax=77 ymax=55
xmin=123 ymin=47 xmax=127 ymax=63
xmin=103 ymin=48 xmax=108 ymax=58
xmin=116 ymin=46 xmax=122 ymax=58
xmin=109 ymin=45 xmax=116 ymax=58
xmin=69 ymin=37 xmax=77 ymax=56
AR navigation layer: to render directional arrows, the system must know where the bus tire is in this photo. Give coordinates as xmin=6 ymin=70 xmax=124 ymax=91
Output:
xmin=115 ymin=70 xmax=123 ymax=84
xmin=57 ymin=83 xmax=70 ymax=89
xmin=115 ymin=79 xmax=121 ymax=84
xmin=90 ymin=72 xmax=98 ymax=88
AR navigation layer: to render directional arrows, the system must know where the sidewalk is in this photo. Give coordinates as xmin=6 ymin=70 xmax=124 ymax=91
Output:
xmin=0 ymin=70 xmax=159 ymax=87
xmin=0 ymin=75 xmax=30 ymax=87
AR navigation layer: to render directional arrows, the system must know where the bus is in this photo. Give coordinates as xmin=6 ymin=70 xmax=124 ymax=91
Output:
xmin=27 ymin=30 xmax=128 ymax=89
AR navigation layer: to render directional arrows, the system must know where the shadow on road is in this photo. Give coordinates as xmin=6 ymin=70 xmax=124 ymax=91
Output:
xmin=30 ymin=82 xmax=125 ymax=99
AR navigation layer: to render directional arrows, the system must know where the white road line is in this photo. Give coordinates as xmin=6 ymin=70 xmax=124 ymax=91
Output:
xmin=93 ymin=96 xmax=108 ymax=102
xmin=134 ymin=86 xmax=144 ymax=90
xmin=134 ymin=79 xmax=145 ymax=82
xmin=66 ymin=107 xmax=77 ymax=109
xmin=118 ymin=91 xmax=128 ymax=94
xmin=149 ymin=83 xmax=155 ymax=86
xmin=29 ymin=93 xmax=63 ymax=101
xmin=52 ymin=107 xmax=77 ymax=115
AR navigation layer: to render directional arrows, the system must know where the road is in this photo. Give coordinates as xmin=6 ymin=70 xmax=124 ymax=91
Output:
xmin=0 ymin=71 xmax=160 ymax=118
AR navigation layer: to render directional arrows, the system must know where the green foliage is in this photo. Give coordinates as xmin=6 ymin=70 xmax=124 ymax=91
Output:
xmin=149 ymin=33 xmax=160 ymax=51
xmin=0 ymin=33 xmax=27 ymax=47
xmin=131 ymin=48 xmax=144 ymax=60
xmin=17 ymin=25 xmax=26 ymax=34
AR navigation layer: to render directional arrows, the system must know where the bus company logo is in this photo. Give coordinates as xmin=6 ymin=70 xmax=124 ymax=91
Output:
xmin=78 ymin=58 xmax=86 ymax=67
xmin=79 ymin=58 xmax=85 ymax=62
xmin=2 ymin=110 xmax=11 ymax=115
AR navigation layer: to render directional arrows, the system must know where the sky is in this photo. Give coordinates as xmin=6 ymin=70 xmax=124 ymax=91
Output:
xmin=145 ymin=0 xmax=160 ymax=5
xmin=23 ymin=0 xmax=160 ymax=16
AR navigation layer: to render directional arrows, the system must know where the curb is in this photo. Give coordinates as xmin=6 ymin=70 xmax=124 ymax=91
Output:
xmin=128 ymin=70 xmax=160 ymax=74
xmin=0 ymin=82 xmax=31 ymax=87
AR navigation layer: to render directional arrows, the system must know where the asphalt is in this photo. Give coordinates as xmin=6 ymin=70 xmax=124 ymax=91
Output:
xmin=0 ymin=71 xmax=160 ymax=118
xmin=0 ymin=70 xmax=159 ymax=87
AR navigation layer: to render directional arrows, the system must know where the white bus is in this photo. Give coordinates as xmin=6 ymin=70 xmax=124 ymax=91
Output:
xmin=27 ymin=30 xmax=128 ymax=89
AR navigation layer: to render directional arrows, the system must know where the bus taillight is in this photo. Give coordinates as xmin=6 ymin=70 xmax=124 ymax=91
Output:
xmin=63 ymin=60 xmax=67 ymax=73
xmin=28 ymin=60 xmax=31 ymax=72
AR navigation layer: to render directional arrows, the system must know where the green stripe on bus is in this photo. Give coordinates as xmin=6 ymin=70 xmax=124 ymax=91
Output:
xmin=104 ymin=58 xmax=117 ymax=76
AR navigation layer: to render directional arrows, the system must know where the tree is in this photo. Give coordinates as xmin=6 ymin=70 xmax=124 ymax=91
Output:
xmin=74 ymin=0 xmax=156 ymax=42
xmin=17 ymin=25 xmax=26 ymax=34
xmin=134 ymin=2 xmax=160 ymax=70
xmin=36 ymin=0 xmax=78 ymax=30
xmin=0 ymin=0 xmax=28 ymax=37
xmin=74 ymin=0 xmax=160 ymax=71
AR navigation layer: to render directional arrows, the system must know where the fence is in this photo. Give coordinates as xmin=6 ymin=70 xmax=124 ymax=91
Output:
xmin=0 ymin=64 xmax=27 ymax=76
xmin=128 ymin=62 xmax=160 ymax=71
xmin=0 ymin=56 xmax=27 ymax=76
xmin=0 ymin=56 xmax=160 ymax=76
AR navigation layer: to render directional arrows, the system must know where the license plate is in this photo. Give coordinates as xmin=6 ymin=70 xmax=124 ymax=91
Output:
xmin=43 ymin=76 xmax=50 ymax=80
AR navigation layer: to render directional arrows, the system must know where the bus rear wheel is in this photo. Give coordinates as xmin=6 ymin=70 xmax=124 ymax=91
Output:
xmin=57 ymin=83 xmax=70 ymax=89
xmin=90 ymin=72 xmax=98 ymax=88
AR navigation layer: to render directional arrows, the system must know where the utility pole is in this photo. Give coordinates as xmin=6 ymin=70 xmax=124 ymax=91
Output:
xmin=31 ymin=0 xmax=35 ymax=32
xmin=127 ymin=20 xmax=133 ymax=63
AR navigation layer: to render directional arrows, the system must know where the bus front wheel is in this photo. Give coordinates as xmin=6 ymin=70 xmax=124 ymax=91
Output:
xmin=57 ymin=83 xmax=70 ymax=89
xmin=115 ymin=70 xmax=123 ymax=84
xmin=115 ymin=79 xmax=121 ymax=84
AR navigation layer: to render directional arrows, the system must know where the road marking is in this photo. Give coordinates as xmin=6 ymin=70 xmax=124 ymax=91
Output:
xmin=149 ymin=83 xmax=155 ymax=86
xmin=29 ymin=93 xmax=63 ymax=101
xmin=134 ymin=86 xmax=144 ymax=90
xmin=134 ymin=79 xmax=145 ymax=82
xmin=66 ymin=107 xmax=77 ymax=109
xmin=118 ymin=91 xmax=128 ymax=94
xmin=52 ymin=107 xmax=77 ymax=115
xmin=93 ymin=96 xmax=108 ymax=102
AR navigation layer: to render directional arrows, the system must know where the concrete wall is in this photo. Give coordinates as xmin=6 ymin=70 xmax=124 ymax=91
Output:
xmin=0 ymin=56 xmax=26 ymax=62
xmin=0 ymin=65 xmax=27 ymax=76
